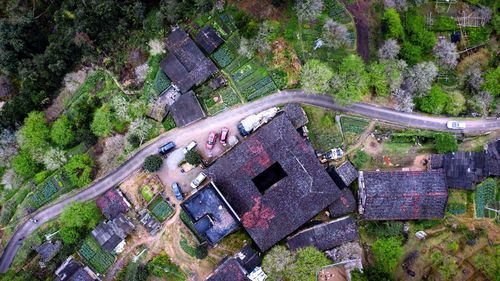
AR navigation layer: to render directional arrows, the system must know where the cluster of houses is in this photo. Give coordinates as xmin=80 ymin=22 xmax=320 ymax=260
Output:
xmin=179 ymin=104 xmax=499 ymax=281
xmin=149 ymin=26 xmax=225 ymax=126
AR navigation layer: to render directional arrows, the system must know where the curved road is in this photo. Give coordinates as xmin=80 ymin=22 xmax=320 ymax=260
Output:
xmin=1 ymin=90 xmax=499 ymax=273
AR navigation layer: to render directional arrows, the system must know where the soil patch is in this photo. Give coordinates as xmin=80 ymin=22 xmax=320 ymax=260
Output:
xmin=342 ymin=0 xmax=371 ymax=61
xmin=229 ymin=0 xmax=289 ymax=20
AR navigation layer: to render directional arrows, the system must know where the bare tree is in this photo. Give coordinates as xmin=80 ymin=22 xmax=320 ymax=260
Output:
xmin=384 ymin=0 xmax=408 ymax=12
xmin=403 ymin=61 xmax=438 ymax=96
xmin=127 ymin=118 xmax=153 ymax=146
xmin=386 ymin=59 xmax=407 ymax=93
xmin=392 ymin=88 xmax=415 ymax=112
xmin=322 ymin=19 xmax=350 ymax=49
xmin=98 ymin=134 xmax=126 ymax=175
xmin=0 ymin=129 xmax=18 ymax=167
xmin=252 ymin=21 xmax=276 ymax=53
xmin=433 ymin=39 xmax=459 ymax=69
xmin=1 ymin=169 xmax=23 ymax=190
xmin=295 ymin=0 xmax=324 ymax=22
xmin=462 ymin=64 xmax=484 ymax=94
xmin=477 ymin=6 xmax=492 ymax=23
xmin=42 ymin=148 xmax=67 ymax=171
xmin=378 ymin=39 xmax=401 ymax=61
xmin=468 ymin=91 xmax=493 ymax=116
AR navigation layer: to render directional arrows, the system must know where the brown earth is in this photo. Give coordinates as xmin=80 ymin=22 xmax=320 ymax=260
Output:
xmin=342 ymin=0 xmax=371 ymax=61
xmin=229 ymin=0 xmax=289 ymax=20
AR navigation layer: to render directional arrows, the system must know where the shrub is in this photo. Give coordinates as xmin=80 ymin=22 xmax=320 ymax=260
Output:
xmin=195 ymin=245 xmax=208 ymax=259
xmin=351 ymin=150 xmax=371 ymax=169
xmin=147 ymin=252 xmax=185 ymax=280
xmin=418 ymin=85 xmax=450 ymax=114
xmin=365 ymin=221 xmax=404 ymax=238
xmin=185 ymin=150 xmax=202 ymax=166
xmin=143 ymin=155 xmax=163 ymax=172
xmin=434 ymin=133 xmax=458 ymax=153
xmin=12 ymin=151 xmax=40 ymax=178
xmin=371 ymin=237 xmax=403 ymax=274
xmin=64 ymin=154 xmax=94 ymax=188
xmin=382 ymin=8 xmax=404 ymax=40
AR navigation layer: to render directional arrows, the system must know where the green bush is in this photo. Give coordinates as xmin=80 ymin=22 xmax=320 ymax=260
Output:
xmin=434 ymin=133 xmax=458 ymax=153
xmin=365 ymin=221 xmax=404 ymax=238
xmin=143 ymin=155 xmax=163 ymax=172
xmin=147 ymin=253 xmax=185 ymax=281
xmin=351 ymin=150 xmax=371 ymax=169
xmin=195 ymin=245 xmax=208 ymax=260
xmin=371 ymin=237 xmax=403 ymax=274
xmin=400 ymin=42 xmax=422 ymax=65
xmin=162 ymin=115 xmax=176 ymax=131
xmin=432 ymin=16 xmax=458 ymax=31
xmin=418 ymin=86 xmax=450 ymax=115
xmin=382 ymin=8 xmax=404 ymax=40
xmin=185 ymin=150 xmax=202 ymax=166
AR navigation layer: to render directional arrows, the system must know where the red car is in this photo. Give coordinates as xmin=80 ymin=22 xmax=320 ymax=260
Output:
xmin=220 ymin=127 xmax=229 ymax=146
xmin=206 ymin=132 xmax=216 ymax=149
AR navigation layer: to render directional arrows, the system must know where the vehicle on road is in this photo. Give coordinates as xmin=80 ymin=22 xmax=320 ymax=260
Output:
xmin=206 ymin=132 xmax=216 ymax=149
xmin=183 ymin=141 xmax=197 ymax=154
xmin=171 ymin=182 xmax=184 ymax=201
xmin=190 ymin=172 xmax=207 ymax=189
xmin=238 ymin=107 xmax=279 ymax=136
xmin=220 ymin=127 xmax=229 ymax=146
xmin=447 ymin=121 xmax=466 ymax=129
xmin=158 ymin=141 xmax=175 ymax=155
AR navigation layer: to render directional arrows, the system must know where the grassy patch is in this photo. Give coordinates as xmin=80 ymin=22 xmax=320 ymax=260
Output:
xmin=179 ymin=236 xmax=197 ymax=257
xmin=141 ymin=185 xmax=154 ymax=202
xmin=162 ymin=115 xmax=176 ymax=131
xmin=303 ymin=106 xmax=343 ymax=151
xmin=447 ymin=190 xmax=468 ymax=215
xmin=148 ymin=195 xmax=174 ymax=222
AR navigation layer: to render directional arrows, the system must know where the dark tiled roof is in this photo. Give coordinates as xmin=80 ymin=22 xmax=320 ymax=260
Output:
xmin=328 ymin=189 xmax=357 ymax=218
xmin=283 ymin=103 xmax=309 ymax=129
xmin=235 ymin=244 xmax=262 ymax=272
xmin=206 ymin=257 xmax=250 ymax=281
xmin=181 ymin=182 xmax=240 ymax=245
xmin=327 ymin=161 xmax=358 ymax=189
xmin=55 ymin=256 xmax=97 ymax=281
xmin=161 ymin=29 xmax=218 ymax=93
xmin=359 ymin=170 xmax=448 ymax=220
xmin=171 ymin=90 xmax=206 ymax=127
xmin=91 ymin=214 xmax=134 ymax=253
xmin=431 ymin=152 xmax=487 ymax=189
xmin=486 ymin=139 xmax=500 ymax=176
xmin=36 ymin=240 xmax=62 ymax=263
xmin=0 ymin=76 xmax=13 ymax=100
xmin=287 ymin=217 xmax=359 ymax=251
xmin=195 ymin=26 xmax=224 ymax=54
xmin=137 ymin=209 xmax=161 ymax=234
xmin=206 ymin=115 xmax=341 ymax=251
xmin=95 ymin=188 xmax=131 ymax=220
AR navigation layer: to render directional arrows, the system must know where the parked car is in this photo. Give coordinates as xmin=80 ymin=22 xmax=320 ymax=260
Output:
xmin=206 ymin=132 xmax=216 ymax=149
xmin=190 ymin=172 xmax=207 ymax=189
xmin=220 ymin=127 xmax=229 ymax=146
xmin=447 ymin=121 xmax=466 ymax=129
xmin=158 ymin=141 xmax=175 ymax=155
xmin=183 ymin=141 xmax=197 ymax=154
xmin=171 ymin=182 xmax=184 ymax=201
xmin=319 ymin=148 xmax=344 ymax=163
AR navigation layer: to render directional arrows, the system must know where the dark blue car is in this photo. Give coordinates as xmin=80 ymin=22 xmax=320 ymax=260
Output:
xmin=171 ymin=182 xmax=184 ymax=201
xmin=158 ymin=141 xmax=175 ymax=155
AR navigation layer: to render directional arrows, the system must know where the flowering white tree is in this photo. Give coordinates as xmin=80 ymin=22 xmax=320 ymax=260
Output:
xmin=403 ymin=61 xmax=438 ymax=96
xmin=433 ymin=39 xmax=459 ymax=69
xmin=469 ymin=91 xmax=493 ymax=116
xmin=0 ymin=129 xmax=18 ymax=167
xmin=377 ymin=39 xmax=401 ymax=61
xmin=295 ymin=0 xmax=324 ymax=22
xmin=43 ymin=148 xmax=67 ymax=170
xmin=238 ymin=37 xmax=255 ymax=59
xmin=322 ymin=19 xmax=350 ymax=49
xmin=384 ymin=0 xmax=407 ymax=11
xmin=111 ymin=95 xmax=131 ymax=122
xmin=392 ymin=88 xmax=415 ymax=112
xmin=98 ymin=134 xmax=126 ymax=174
xmin=128 ymin=118 xmax=153 ymax=146
xmin=386 ymin=59 xmax=407 ymax=93
xmin=477 ymin=6 xmax=492 ymax=23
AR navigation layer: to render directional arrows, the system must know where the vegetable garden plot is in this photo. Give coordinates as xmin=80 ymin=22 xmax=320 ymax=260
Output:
xmin=28 ymin=171 xmax=71 ymax=209
xmin=148 ymin=195 xmax=174 ymax=221
xmin=340 ymin=116 xmax=370 ymax=134
xmin=475 ymin=179 xmax=497 ymax=218
xmin=324 ymin=0 xmax=352 ymax=24
xmin=79 ymin=236 xmax=115 ymax=274
xmin=231 ymin=63 xmax=277 ymax=101
xmin=203 ymin=86 xmax=241 ymax=115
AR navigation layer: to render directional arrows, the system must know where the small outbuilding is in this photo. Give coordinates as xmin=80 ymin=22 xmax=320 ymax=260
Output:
xmin=96 ymin=188 xmax=132 ymax=220
xmin=54 ymin=256 xmax=98 ymax=281
xmin=91 ymin=213 xmax=135 ymax=254
xmin=170 ymin=90 xmax=206 ymax=127
xmin=195 ymin=26 xmax=224 ymax=54
xmin=36 ymin=240 xmax=62 ymax=266
xmin=287 ymin=217 xmax=359 ymax=252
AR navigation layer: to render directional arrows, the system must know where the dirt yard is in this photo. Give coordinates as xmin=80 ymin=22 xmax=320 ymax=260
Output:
xmin=229 ymin=0 xmax=289 ymax=19
xmin=342 ymin=0 xmax=371 ymax=61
